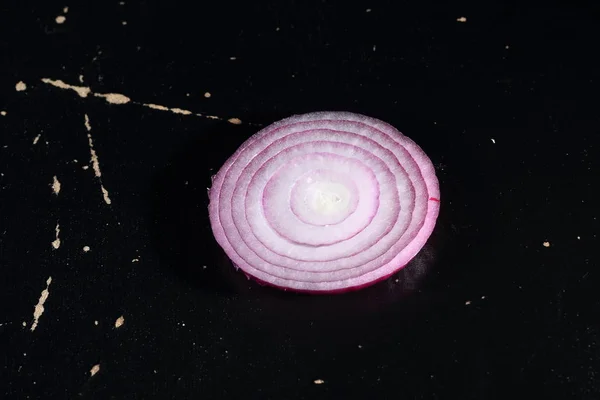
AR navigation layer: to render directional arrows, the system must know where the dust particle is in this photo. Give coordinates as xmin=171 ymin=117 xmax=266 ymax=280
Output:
xmin=83 ymin=246 xmax=91 ymax=252
xmin=228 ymin=117 xmax=242 ymax=125
xmin=122 ymin=21 xmax=127 ymax=25
xmin=33 ymin=134 xmax=41 ymax=145
xmin=94 ymin=320 xmax=99 ymax=326
xmin=55 ymin=15 xmax=66 ymax=24
xmin=465 ymin=300 xmax=471 ymax=305
xmin=82 ymin=165 xmax=89 ymax=170
xmin=366 ymin=8 xmax=371 ymax=12
xmin=63 ymin=6 xmax=69 ymax=13
xmin=132 ymin=258 xmax=139 ymax=263
xmin=90 ymin=364 xmax=100 ymax=377
xmin=491 ymin=138 xmax=496 ymax=144
xmin=115 ymin=315 xmax=125 ymax=328
xmin=543 ymin=241 xmax=550 ymax=248
xmin=51 ymin=175 xmax=61 ymax=195
xmin=204 ymin=92 xmax=211 ymax=98
xmin=79 ymin=75 xmax=84 ymax=83
xmin=314 ymin=379 xmax=325 ymax=385
xmin=1 ymin=111 xmax=6 ymax=116
xmin=230 ymin=56 xmax=237 ymax=60
xmin=16 ymin=81 xmax=27 ymax=92
xmin=457 ymin=17 xmax=467 ymax=22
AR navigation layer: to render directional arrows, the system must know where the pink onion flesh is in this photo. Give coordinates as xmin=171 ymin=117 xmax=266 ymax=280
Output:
xmin=208 ymin=112 xmax=440 ymax=293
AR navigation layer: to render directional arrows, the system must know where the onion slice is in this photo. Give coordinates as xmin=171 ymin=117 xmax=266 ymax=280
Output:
xmin=208 ymin=112 xmax=440 ymax=293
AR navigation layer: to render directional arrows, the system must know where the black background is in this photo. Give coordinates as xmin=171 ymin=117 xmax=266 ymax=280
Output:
xmin=1 ymin=0 xmax=599 ymax=399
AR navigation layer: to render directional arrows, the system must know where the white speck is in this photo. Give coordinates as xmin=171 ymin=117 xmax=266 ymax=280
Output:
xmin=543 ymin=241 xmax=550 ymax=248
xmin=94 ymin=320 xmax=99 ymax=326
xmin=122 ymin=21 xmax=127 ymax=25
xmin=314 ymin=379 xmax=325 ymax=385
xmin=82 ymin=165 xmax=89 ymax=170
xmin=51 ymin=223 xmax=61 ymax=249
xmin=22 ymin=321 xmax=27 ymax=327
xmin=16 ymin=81 xmax=27 ymax=92
xmin=577 ymin=236 xmax=581 ymax=240
xmin=90 ymin=364 xmax=100 ymax=377
xmin=481 ymin=296 xmax=486 ymax=299
xmin=366 ymin=8 xmax=372 ymax=12
xmin=55 ymin=15 xmax=66 ymax=24
xmin=491 ymin=138 xmax=495 ymax=144
xmin=119 ymin=1 xmax=125 ymax=4
xmin=78 ymin=75 xmax=84 ymax=83
xmin=457 ymin=17 xmax=467 ymax=23
xmin=276 ymin=27 xmax=280 ymax=31
xmin=182 ymin=323 xmax=186 ymax=327
xmin=30 ymin=277 xmax=53 ymax=332
xmin=373 ymin=45 xmax=376 ymax=51
xmin=465 ymin=300 xmax=471 ymax=305
xmin=132 ymin=258 xmax=139 ymax=263
xmin=33 ymin=134 xmax=41 ymax=145
xmin=204 ymin=92 xmax=211 ymax=98
xmin=230 ymin=56 xmax=237 ymax=60
xmin=1 ymin=111 xmax=6 ymax=116
xmin=358 ymin=345 xmax=362 ymax=349
xmin=505 ymin=45 xmax=510 ymax=49
xmin=202 ymin=265 xmax=207 ymax=269
xmin=51 ymin=175 xmax=61 ymax=195
xmin=115 ymin=315 xmax=125 ymax=328
xmin=228 ymin=118 xmax=242 ymax=125
xmin=63 ymin=6 xmax=69 ymax=13
xmin=83 ymin=246 xmax=91 ymax=252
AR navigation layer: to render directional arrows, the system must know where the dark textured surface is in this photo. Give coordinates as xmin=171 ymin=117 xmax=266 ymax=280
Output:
xmin=1 ymin=1 xmax=599 ymax=399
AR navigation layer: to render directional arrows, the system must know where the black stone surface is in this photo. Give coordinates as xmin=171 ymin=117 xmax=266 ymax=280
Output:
xmin=1 ymin=1 xmax=599 ymax=399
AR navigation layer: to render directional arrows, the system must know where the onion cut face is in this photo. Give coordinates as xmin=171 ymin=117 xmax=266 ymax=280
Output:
xmin=208 ymin=112 xmax=440 ymax=293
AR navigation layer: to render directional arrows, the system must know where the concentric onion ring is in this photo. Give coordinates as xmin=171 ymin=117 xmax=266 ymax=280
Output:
xmin=208 ymin=112 xmax=440 ymax=293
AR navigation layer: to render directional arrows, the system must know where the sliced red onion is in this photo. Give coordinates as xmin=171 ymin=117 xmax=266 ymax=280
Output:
xmin=208 ymin=112 xmax=440 ymax=293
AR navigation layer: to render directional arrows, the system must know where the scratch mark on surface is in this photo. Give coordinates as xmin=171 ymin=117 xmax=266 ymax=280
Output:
xmin=51 ymin=175 xmax=61 ymax=195
xmin=51 ymin=223 xmax=61 ymax=249
xmin=33 ymin=134 xmax=41 ymax=145
xmin=115 ymin=315 xmax=125 ymax=328
xmin=94 ymin=92 xmax=131 ymax=104
xmin=41 ymin=78 xmax=257 ymax=125
xmin=42 ymin=78 xmax=91 ymax=98
xmin=90 ymin=364 xmax=100 ymax=377
xmin=31 ymin=277 xmax=52 ymax=332
xmin=16 ymin=81 xmax=27 ymax=92
xmin=84 ymin=114 xmax=112 ymax=205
